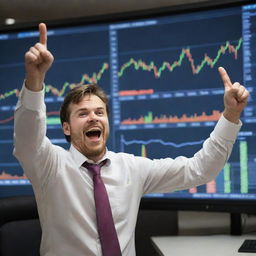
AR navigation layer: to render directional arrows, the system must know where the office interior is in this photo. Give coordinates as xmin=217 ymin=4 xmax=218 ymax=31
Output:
xmin=0 ymin=0 xmax=256 ymax=255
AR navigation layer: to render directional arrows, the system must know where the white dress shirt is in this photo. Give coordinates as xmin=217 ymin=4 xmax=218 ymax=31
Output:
xmin=13 ymin=84 xmax=241 ymax=256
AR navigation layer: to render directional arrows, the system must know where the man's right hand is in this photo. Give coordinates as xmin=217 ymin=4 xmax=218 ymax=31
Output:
xmin=25 ymin=23 xmax=54 ymax=91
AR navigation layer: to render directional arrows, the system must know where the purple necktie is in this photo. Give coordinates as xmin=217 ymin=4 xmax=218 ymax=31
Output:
xmin=83 ymin=160 xmax=122 ymax=256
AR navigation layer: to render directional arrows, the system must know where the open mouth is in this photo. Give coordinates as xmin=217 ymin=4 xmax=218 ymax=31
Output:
xmin=85 ymin=129 xmax=101 ymax=139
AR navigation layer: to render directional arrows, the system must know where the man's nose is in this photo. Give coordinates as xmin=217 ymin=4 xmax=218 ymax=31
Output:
xmin=88 ymin=112 xmax=99 ymax=122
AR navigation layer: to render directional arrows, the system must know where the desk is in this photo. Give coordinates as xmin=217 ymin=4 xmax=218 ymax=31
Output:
xmin=151 ymin=235 xmax=256 ymax=256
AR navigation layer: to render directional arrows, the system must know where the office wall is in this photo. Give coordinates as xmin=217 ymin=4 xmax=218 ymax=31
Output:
xmin=0 ymin=0 xmax=243 ymax=26
xmin=178 ymin=211 xmax=256 ymax=236
xmin=136 ymin=210 xmax=178 ymax=256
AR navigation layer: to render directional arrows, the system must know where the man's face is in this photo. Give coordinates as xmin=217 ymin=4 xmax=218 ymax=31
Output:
xmin=63 ymin=94 xmax=109 ymax=162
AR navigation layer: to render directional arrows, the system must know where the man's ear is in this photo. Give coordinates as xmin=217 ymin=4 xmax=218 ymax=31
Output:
xmin=63 ymin=122 xmax=71 ymax=136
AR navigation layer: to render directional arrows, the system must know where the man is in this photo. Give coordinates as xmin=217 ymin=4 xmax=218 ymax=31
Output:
xmin=13 ymin=23 xmax=249 ymax=256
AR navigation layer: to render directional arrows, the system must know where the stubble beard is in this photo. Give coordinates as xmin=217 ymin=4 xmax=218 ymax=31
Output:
xmin=71 ymin=130 xmax=107 ymax=160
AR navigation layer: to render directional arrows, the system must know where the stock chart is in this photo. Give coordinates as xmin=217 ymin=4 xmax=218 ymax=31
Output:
xmin=0 ymin=3 xmax=255 ymax=198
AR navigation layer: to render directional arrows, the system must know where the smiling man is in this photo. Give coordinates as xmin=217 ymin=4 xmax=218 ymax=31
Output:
xmin=13 ymin=23 xmax=249 ymax=256
xmin=60 ymin=86 xmax=110 ymax=162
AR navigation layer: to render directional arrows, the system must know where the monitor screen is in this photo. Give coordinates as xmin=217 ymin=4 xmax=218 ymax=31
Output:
xmin=0 ymin=1 xmax=255 ymax=213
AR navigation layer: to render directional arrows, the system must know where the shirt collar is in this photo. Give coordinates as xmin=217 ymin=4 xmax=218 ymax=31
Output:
xmin=69 ymin=144 xmax=111 ymax=167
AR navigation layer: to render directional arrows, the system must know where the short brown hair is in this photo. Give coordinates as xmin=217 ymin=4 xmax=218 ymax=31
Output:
xmin=60 ymin=84 xmax=109 ymax=142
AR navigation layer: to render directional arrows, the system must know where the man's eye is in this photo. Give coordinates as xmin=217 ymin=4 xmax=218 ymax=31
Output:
xmin=79 ymin=112 xmax=87 ymax=117
xmin=96 ymin=111 xmax=104 ymax=116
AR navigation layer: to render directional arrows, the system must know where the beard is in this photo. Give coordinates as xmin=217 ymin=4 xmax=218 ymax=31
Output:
xmin=80 ymin=143 xmax=106 ymax=159
xmin=70 ymin=128 xmax=107 ymax=160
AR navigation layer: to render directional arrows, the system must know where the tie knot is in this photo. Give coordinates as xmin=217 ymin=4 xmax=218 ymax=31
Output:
xmin=84 ymin=162 xmax=101 ymax=176
xmin=82 ymin=159 xmax=107 ymax=176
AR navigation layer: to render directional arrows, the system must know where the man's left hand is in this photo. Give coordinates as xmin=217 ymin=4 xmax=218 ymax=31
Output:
xmin=218 ymin=66 xmax=250 ymax=124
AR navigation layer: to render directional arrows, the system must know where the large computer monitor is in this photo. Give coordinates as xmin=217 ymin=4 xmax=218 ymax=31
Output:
xmin=0 ymin=1 xmax=256 ymax=227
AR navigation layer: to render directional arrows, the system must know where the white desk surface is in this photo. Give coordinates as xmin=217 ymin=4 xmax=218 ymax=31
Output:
xmin=151 ymin=235 xmax=256 ymax=256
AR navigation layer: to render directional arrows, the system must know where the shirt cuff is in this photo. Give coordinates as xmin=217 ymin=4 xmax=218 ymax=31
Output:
xmin=213 ymin=114 xmax=242 ymax=142
xmin=18 ymin=81 xmax=45 ymax=111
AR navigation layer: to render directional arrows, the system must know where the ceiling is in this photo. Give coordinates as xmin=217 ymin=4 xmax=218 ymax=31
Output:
xmin=0 ymin=0 xmax=244 ymax=28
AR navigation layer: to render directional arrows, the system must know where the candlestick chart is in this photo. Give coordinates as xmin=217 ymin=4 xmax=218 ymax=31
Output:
xmin=0 ymin=26 xmax=110 ymax=196
xmin=112 ymin=5 xmax=256 ymax=202
xmin=0 ymin=2 xmax=256 ymax=203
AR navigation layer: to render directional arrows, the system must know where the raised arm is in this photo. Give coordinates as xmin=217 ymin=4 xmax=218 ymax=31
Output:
xmin=218 ymin=66 xmax=249 ymax=124
xmin=25 ymin=23 xmax=54 ymax=91
xmin=13 ymin=23 xmax=56 ymax=182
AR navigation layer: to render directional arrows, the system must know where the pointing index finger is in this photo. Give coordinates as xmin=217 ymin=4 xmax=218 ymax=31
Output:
xmin=218 ymin=66 xmax=232 ymax=89
xmin=39 ymin=23 xmax=47 ymax=46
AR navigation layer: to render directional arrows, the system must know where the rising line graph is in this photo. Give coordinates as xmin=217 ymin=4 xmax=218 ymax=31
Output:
xmin=118 ymin=38 xmax=242 ymax=78
xmin=0 ymin=62 xmax=109 ymax=101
